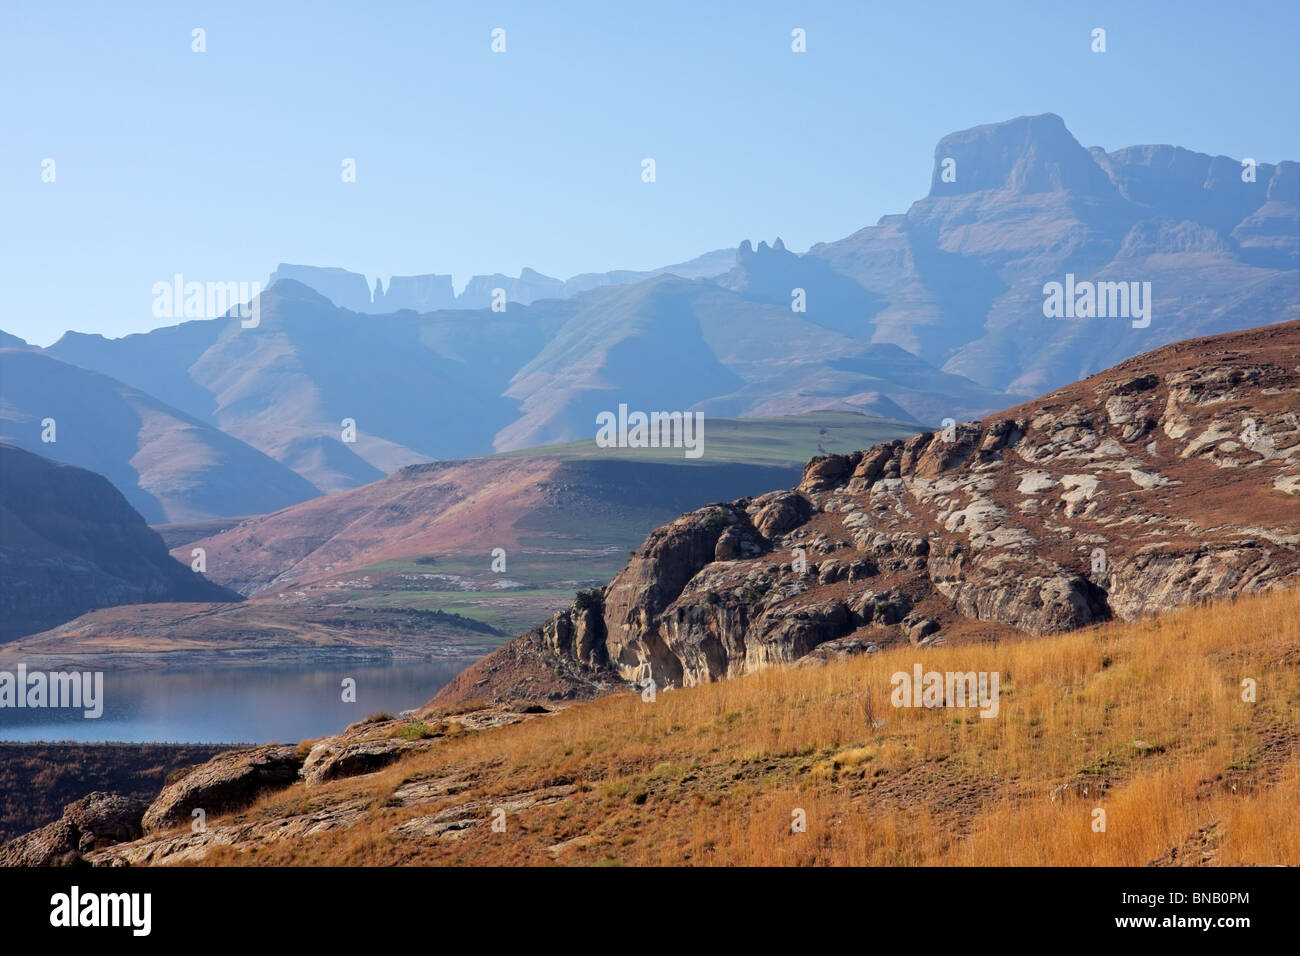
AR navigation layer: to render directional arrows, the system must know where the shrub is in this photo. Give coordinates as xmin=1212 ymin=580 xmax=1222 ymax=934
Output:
xmin=294 ymin=739 xmax=321 ymax=761
xmin=702 ymin=510 xmax=730 ymax=535
xmin=392 ymin=721 xmax=446 ymax=741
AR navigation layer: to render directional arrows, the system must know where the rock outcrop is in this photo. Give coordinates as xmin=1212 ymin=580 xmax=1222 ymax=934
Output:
xmin=141 ymin=745 xmax=303 ymax=834
xmin=432 ymin=320 xmax=1300 ymax=705
xmin=12 ymin=707 xmax=554 ymax=867
xmin=0 ymin=792 xmax=148 ymax=866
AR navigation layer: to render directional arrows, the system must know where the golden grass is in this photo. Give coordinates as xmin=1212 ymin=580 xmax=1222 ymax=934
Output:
xmin=207 ymin=586 xmax=1300 ymax=866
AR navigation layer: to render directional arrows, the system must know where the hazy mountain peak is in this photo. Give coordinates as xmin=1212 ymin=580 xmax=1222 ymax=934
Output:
xmin=929 ymin=111 xmax=1115 ymax=197
xmin=268 ymin=264 xmax=373 ymax=312
xmin=261 ymin=278 xmax=335 ymax=308
xmin=0 ymin=329 xmax=34 ymax=349
xmin=50 ymin=329 xmax=110 ymax=348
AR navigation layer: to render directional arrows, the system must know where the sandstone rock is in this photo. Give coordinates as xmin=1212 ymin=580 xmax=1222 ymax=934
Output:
xmin=63 ymin=792 xmax=149 ymax=851
xmin=301 ymin=738 xmax=415 ymax=787
xmin=0 ymin=792 xmax=147 ymax=866
xmin=749 ymin=491 xmax=812 ymax=538
xmin=795 ymin=634 xmax=882 ymax=666
xmin=800 ymin=453 xmax=860 ymax=493
xmin=142 ymin=745 xmax=303 ymax=834
xmin=0 ymin=818 xmax=81 ymax=867
xmin=715 ymin=523 xmax=766 ymax=561
xmin=851 ymin=590 xmax=911 ymax=626
xmin=903 ymin=614 xmax=941 ymax=644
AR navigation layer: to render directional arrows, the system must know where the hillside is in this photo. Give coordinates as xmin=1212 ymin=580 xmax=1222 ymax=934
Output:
xmin=0 ymin=414 xmax=918 ymax=664
xmin=43 ymin=280 xmax=996 ymax=494
xmin=486 ymin=409 xmax=916 ymax=466
xmin=45 ymin=586 xmax=1299 ymax=867
xmin=170 ymin=412 xmax=918 ymax=605
xmin=0 ymin=602 xmax=502 ymax=672
xmin=0 ymin=445 xmax=239 ymax=640
xmin=0 ymin=348 xmax=320 ymax=522
xmin=434 ymin=319 xmax=1300 ymax=705
xmin=0 ymin=743 xmax=231 ymax=844
xmin=46 ymin=282 xmax=549 ymax=493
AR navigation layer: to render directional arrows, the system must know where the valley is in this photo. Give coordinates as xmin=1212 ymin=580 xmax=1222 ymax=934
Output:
xmin=1 ymin=412 xmax=921 ymax=669
xmin=1 ymin=86 xmax=1296 ymax=882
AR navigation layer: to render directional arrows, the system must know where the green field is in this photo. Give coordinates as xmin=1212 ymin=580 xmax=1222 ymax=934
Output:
xmin=490 ymin=410 xmax=922 ymax=468
xmin=334 ymin=551 xmax=628 ymax=637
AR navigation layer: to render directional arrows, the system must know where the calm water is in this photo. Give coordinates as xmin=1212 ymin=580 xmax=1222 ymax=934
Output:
xmin=0 ymin=660 xmax=479 ymax=743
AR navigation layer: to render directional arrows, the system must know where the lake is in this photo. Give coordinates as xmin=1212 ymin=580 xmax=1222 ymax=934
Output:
xmin=0 ymin=659 xmax=479 ymax=744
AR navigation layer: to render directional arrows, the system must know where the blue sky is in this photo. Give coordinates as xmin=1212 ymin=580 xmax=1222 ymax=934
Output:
xmin=2 ymin=0 xmax=1296 ymax=345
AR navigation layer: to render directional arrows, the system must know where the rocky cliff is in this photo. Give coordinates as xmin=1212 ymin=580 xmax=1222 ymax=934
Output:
xmin=432 ymin=320 xmax=1300 ymax=705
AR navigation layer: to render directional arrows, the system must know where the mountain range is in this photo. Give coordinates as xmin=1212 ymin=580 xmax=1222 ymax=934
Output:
xmin=1 ymin=113 xmax=1294 ymax=526
xmin=268 ymin=247 xmax=737 ymax=313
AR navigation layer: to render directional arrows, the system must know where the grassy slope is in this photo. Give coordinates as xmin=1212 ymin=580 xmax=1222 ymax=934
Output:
xmin=210 ymin=586 xmax=1299 ymax=866
xmin=330 ymin=412 xmax=922 ymax=634
xmin=331 ymin=550 xmax=632 ymax=637
xmin=490 ymin=410 xmax=922 ymax=467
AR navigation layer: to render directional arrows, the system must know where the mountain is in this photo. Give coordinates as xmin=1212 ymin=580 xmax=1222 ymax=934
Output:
xmin=493 ymin=274 xmax=1007 ymax=450
xmin=265 ymin=265 xmax=374 ymax=313
xmin=48 ymin=281 xmax=551 ymax=493
xmin=175 ymin=456 xmax=804 ymax=600
xmin=0 ymin=414 xmax=920 ymax=665
xmin=45 ymin=279 xmax=999 ymax=494
xmin=560 ymin=248 xmax=737 ymax=296
xmin=809 ymin=113 xmax=1299 ymax=397
xmin=458 ymin=267 xmax=566 ymax=310
xmin=174 ymin=412 xmax=919 ymax=596
xmin=432 ymin=319 xmax=1300 ymax=705
xmin=269 ymin=249 xmax=736 ymax=313
xmin=0 ymin=349 xmax=320 ymax=522
xmin=37 ymin=115 xmax=1294 ymax=500
xmin=378 ymin=273 xmax=457 ymax=312
xmin=0 ymin=444 xmax=239 ymax=640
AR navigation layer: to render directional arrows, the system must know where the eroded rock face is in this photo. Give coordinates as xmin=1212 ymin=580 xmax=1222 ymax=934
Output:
xmin=301 ymin=739 xmax=414 ymax=787
xmin=0 ymin=792 xmax=148 ymax=866
xmin=142 ymin=745 xmax=303 ymax=834
xmin=432 ymin=321 xmax=1300 ymax=706
xmin=297 ymin=714 xmax=458 ymax=788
